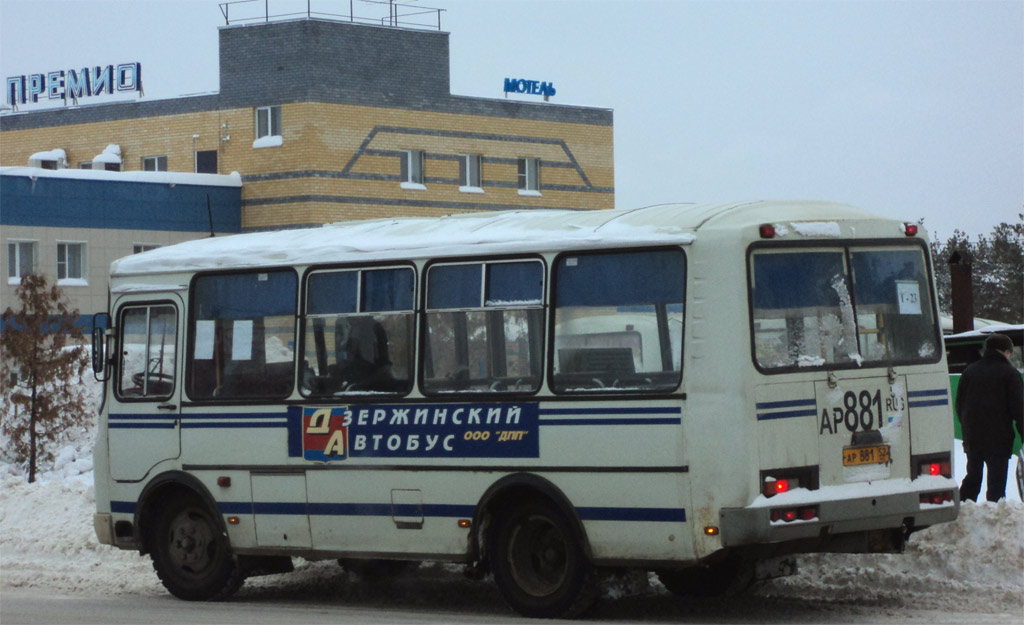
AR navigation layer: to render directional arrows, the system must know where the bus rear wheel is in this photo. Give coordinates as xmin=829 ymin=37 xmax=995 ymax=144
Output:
xmin=150 ymin=493 xmax=242 ymax=601
xmin=489 ymin=499 xmax=596 ymax=618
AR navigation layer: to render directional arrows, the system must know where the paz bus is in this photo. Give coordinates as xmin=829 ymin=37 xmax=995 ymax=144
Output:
xmin=91 ymin=201 xmax=959 ymax=618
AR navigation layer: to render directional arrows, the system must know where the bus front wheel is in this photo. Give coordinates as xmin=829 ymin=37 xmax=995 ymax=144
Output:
xmin=489 ymin=499 xmax=596 ymax=618
xmin=150 ymin=493 xmax=242 ymax=601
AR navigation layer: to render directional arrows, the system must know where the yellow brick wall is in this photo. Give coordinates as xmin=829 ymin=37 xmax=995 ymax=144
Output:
xmin=1 ymin=100 xmax=614 ymax=230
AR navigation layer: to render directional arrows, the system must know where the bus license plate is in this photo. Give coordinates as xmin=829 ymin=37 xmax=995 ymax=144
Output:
xmin=843 ymin=445 xmax=891 ymax=467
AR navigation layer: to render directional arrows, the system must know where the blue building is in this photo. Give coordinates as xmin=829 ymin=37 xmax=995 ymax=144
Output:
xmin=1 ymin=167 xmax=241 ymax=322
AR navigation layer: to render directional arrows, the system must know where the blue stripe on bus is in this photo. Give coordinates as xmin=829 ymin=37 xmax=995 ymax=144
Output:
xmin=183 ymin=412 xmax=290 ymax=420
xmin=111 ymin=500 xmax=136 ymax=514
xmin=225 ymin=501 xmax=684 ymax=523
xmin=908 ymin=389 xmax=948 ymax=398
xmin=754 ymin=399 xmax=816 ymax=410
xmin=756 ymin=409 xmax=817 ymax=421
xmin=109 ymin=423 xmax=177 ymax=429
xmin=538 ymin=407 xmax=680 ymax=416
xmin=539 ymin=418 xmax=681 ymax=426
xmin=182 ymin=422 xmax=287 ymax=429
xmin=109 ymin=413 xmax=176 ymax=420
xmin=909 ymin=398 xmax=950 ymax=408
xmin=577 ymin=506 xmax=686 ymax=523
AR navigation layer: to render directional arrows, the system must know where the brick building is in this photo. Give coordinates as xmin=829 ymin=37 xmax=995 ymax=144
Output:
xmin=1 ymin=10 xmax=614 ymax=318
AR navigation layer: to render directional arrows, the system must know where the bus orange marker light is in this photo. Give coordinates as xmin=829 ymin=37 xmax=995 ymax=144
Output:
xmin=458 ymin=519 xmax=471 ymax=529
xmin=703 ymin=526 xmax=719 ymax=536
xmin=217 ymin=476 xmax=231 ymax=487
xmin=227 ymin=516 xmax=240 ymax=525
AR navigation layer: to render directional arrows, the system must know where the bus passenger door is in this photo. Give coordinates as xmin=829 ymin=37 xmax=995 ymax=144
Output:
xmin=107 ymin=297 xmax=183 ymax=481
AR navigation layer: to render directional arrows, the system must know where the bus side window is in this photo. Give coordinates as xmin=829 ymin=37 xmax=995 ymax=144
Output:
xmin=187 ymin=270 xmax=297 ymax=401
xmin=117 ymin=304 xmax=177 ymax=399
xmin=423 ymin=260 xmax=544 ymax=394
xmin=551 ymin=249 xmax=685 ymax=393
xmin=301 ymin=266 xmax=415 ymax=396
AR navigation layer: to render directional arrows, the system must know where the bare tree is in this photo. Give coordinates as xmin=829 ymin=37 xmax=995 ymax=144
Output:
xmin=0 ymin=274 xmax=90 ymax=483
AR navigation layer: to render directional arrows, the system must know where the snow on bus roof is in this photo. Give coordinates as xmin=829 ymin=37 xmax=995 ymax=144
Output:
xmin=109 ymin=201 xmax=887 ymax=276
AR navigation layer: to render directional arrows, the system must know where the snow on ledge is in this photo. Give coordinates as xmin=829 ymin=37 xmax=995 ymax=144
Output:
xmin=0 ymin=166 xmax=242 ymax=188
xmin=92 ymin=144 xmax=121 ymax=165
xmin=252 ymin=135 xmax=283 ymax=148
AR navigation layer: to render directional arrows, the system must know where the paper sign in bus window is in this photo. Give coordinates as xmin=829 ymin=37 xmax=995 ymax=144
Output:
xmin=232 ymin=320 xmax=254 ymax=360
xmin=195 ymin=320 xmax=215 ymax=359
xmin=896 ymin=280 xmax=922 ymax=315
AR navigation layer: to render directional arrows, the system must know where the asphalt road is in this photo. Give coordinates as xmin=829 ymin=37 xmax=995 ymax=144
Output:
xmin=1 ymin=588 xmax=1015 ymax=625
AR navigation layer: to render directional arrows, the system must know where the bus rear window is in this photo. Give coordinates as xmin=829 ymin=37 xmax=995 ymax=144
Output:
xmin=188 ymin=270 xmax=297 ymax=400
xmin=750 ymin=245 xmax=939 ymax=371
xmin=552 ymin=249 xmax=684 ymax=393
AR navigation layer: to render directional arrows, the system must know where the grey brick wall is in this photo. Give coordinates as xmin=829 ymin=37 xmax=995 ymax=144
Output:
xmin=1 ymin=18 xmax=611 ymax=132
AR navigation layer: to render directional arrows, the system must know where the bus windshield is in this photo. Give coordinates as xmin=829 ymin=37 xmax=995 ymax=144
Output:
xmin=750 ymin=245 xmax=940 ymax=370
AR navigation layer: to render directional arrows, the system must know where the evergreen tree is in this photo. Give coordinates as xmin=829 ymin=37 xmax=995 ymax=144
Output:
xmin=929 ymin=215 xmax=1024 ymax=324
xmin=0 ymin=274 xmax=90 ymax=483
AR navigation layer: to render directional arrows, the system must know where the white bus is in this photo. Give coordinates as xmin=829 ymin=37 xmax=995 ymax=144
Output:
xmin=91 ymin=201 xmax=959 ymax=618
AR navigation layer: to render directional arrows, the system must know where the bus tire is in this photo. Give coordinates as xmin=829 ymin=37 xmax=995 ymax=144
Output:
xmin=150 ymin=493 xmax=242 ymax=601
xmin=656 ymin=557 xmax=754 ymax=599
xmin=489 ymin=498 xmax=596 ymax=618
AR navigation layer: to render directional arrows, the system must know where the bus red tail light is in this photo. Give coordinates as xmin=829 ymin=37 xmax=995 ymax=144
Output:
xmin=764 ymin=478 xmax=793 ymax=497
xmin=914 ymin=453 xmax=952 ymax=479
xmin=770 ymin=505 xmax=818 ymax=523
xmin=759 ymin=223 xmax=776 ymax=239
xmin=919 ymin=491 xmax=952 ymax=505
xmin=903 ymin=222 xmax=919 ymax=236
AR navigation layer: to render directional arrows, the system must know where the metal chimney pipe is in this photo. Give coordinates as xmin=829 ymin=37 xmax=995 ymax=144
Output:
xmin=948 ymin=250 xmax=975 ymax=334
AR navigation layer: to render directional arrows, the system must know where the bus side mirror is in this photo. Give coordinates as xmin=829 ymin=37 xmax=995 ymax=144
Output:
xmin=92 ymin=313 xmax=111 ymax=375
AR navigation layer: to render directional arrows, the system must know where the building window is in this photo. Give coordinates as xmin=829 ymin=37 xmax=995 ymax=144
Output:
xmin=400 ymin=149 xmax=426 ymax=190
xmin=255 ymin=106 xmax=282 ymax=139
xmin=459 ymin=154 xmax=483 ymax=193
xmin=142 ymin=156 xmax=168 ymax=171
xmin=517 ymin=157 xmax=541 ymax=195
xmin=195 ymin=150 xmax=217 ymax=174
xmin=29 ymin=149 xmax=66 ymax=170
xmin=7 ymin=240 xmax=37 ymax=284
xmin=57 ymin=242 xmax=87 ymax=284
xmin=79 ymin=162 xmax=93 ymax=170
xmin=133 ymin=244 xmax=160 ymax=254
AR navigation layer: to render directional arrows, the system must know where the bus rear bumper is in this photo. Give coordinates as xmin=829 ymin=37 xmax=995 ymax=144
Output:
xmin=719 ymin=480 xmax=959 ymax=553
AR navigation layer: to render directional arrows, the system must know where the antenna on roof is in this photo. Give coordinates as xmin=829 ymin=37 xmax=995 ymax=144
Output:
xmin=207 ymin=194 xmax=216 ymax=237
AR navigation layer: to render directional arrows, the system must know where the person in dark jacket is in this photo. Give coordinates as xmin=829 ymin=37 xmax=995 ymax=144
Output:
xmin=956 ymin=333 xmax=1024 ymax=502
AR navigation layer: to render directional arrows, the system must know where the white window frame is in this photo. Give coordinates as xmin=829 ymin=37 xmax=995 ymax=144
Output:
xmin=517 ymin=157 xmax=541 ymax=196
xmin=255 ymin=105 xmax=282 ymax=139
xmin=142 ymin=156 xmax=168 ymax=172
xmin=56 ymin=241 xmax=88 ymax=286
xmin=7 ymin=240 xmax=38 ymax=285
xmin=133 ymin=243 xmax=160 ymax=255
xmin=459 ymin=154 xmax=483 ymax=193
xmin=400 ymin=149 xmax=426 ymax=190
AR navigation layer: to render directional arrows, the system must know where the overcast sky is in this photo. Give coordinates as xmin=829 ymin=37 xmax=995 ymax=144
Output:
xmin=2 ymin=0 xmax=1021 ymax=239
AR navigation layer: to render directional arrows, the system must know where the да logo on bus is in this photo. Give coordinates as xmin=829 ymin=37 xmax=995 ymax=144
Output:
xmin=302 ymin=407 xmax=349 ymax=462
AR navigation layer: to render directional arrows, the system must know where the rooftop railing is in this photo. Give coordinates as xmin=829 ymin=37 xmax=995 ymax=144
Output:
xmin=218 ymin=0 xmax=445 ymax=30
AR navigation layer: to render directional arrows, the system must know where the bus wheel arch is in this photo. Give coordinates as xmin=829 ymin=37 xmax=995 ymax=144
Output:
xmin=473 ymin=473 xmax=597 ymax=618
xmin=136 ymin=471 xmax=225 ymax=556
xmin=136 ymin=472 xmax=244 ymax=601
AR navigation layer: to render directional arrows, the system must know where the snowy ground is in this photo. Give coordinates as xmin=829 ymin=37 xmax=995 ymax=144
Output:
xmin=1 ymin=379 xmax=1022 ymax=621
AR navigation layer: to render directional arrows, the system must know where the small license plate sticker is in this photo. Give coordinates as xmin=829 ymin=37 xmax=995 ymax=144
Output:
xmin=842 ymin=444 xmax=891 ymax=467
